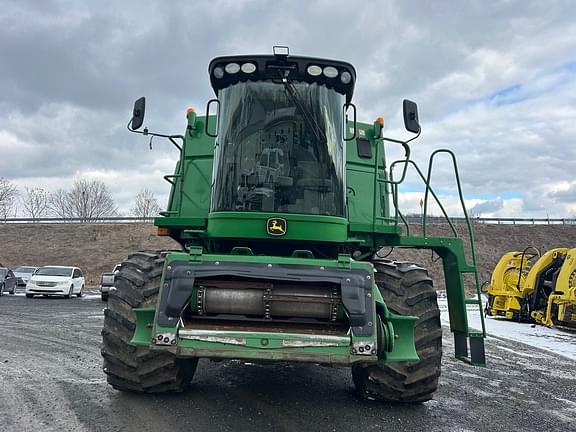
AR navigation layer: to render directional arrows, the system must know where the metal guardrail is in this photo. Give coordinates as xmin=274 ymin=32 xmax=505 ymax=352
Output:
xmin=0 ymin=216 xmax=155 ymax=224
xmin=404 ymin=216 xmax=576 ymax=225
xmin=0 ymin=216 xmax=575 ymax=225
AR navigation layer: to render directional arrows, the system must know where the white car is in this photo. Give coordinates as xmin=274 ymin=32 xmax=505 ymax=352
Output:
xmin=26 ymin=266 xmax=85 ymax=298
xmin=13 ymin=266 xmax=39 ymax=286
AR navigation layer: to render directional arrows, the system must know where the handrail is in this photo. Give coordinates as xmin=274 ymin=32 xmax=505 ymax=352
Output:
xmin=423 ymin=150 xmax=476 ymax=265
xmin=423 ymin=149 xmax=486 ymax=337
xmin=389 ymin=159 xmax=458 ymax=237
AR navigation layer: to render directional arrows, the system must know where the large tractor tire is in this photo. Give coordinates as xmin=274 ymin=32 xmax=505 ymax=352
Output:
xmin=352 ymin=260 xmax=442 ymax=403
xmin=101 ymin=251 xmax=198 ymax=393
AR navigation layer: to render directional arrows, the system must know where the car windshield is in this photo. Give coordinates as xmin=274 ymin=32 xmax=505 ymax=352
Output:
xmin=0 ymin=268 xmax=7 ymax=277
xmin=211 ymin=80 xmax=345 ymax=216
xmin=15 ymin=266 xmax=36 ymax=274
xmin=35 ymin=267 xmax=73 ymax=277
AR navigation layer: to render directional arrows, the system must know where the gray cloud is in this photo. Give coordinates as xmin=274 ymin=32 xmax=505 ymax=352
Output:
xmin=1 ymin=0 xmax=575 ymax=216
xmin=550 ymin=184 xmax=576 ymax=203
xmin=470 ymin=199 xmax=504 ymax=216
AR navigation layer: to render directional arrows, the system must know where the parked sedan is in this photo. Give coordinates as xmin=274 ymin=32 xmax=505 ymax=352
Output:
xmin=25 ymin=266 xmax=85 ymax=298
xmin=13 ymin=266 xmax=38 ymax=286
xmin=0 ymin=267 xmax=18 ymax=295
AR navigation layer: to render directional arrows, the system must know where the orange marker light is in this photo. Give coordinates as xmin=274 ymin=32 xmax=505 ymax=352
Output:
xmin=376 ymin=117 xmax=384 ymax=127
xmin=187 ymin=108 xmax=195 ymax=113
xmin=157 ymin=227 xmax=170 ymax=236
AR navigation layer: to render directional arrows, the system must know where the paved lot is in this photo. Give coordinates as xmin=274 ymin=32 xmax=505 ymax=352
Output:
xmin=0 ymin=290 xmax=574 ymax=432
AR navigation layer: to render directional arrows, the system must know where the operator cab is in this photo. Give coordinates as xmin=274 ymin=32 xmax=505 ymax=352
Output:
xmin=208 ymin=49 xmax=356 ymax=218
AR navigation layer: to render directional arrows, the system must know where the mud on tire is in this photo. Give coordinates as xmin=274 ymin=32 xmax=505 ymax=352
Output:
xmin=101 ymin=251 xmax=198 ymax=393
xmin=352 ymin=260 xmax=442 ymax=403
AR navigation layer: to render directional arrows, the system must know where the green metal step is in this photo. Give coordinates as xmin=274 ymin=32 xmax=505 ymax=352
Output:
xmin=454 ymin=331 xmax=486 ymax=366
xmin=465 ymin=298 xmax=481 ymax=305
xmin=460 ymin=265 xmax=477 ymax=273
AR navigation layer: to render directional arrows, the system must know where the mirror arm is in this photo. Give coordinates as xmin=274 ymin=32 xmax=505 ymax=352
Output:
xmin=381 ymin=128 xmax=420 ymax=185
xmin=127 ymin=119 xmax=183 ymax=152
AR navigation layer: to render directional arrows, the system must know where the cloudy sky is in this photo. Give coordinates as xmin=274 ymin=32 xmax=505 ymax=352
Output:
xmin=1 ymin=0 xmax=575 ymax=218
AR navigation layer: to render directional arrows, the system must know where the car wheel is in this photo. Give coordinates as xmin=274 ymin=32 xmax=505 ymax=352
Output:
xmin=26 ymin=293 xmax=34 ymax=298
xmin=77 ymin=285 xmax=84 ymax=298
xmin=0 ymin=283 xmax=4 ymax=296
xmin=101 ymin=293 xmax=108 ymax=301
xmin=64 ymin=285 xmax=73 ymax=299
xmin=10 ymin=284 xmax=16 ymax=295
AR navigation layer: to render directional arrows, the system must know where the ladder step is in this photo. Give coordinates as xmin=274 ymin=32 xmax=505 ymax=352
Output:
xmin=460 ymin=265 xmax=477 ymax=273
xmin=468 ymin=332 xmax=484 ymax=338
xmin=465 ymin=299 xmax=481 ymax=305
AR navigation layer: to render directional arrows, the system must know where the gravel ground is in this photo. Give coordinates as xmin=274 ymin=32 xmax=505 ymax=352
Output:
xmin=0 ymin=289 xmax=575 ymax=432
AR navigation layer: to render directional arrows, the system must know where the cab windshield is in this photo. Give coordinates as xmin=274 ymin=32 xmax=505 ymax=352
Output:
xmin=211 ymin=80 xmax=345 ymax=217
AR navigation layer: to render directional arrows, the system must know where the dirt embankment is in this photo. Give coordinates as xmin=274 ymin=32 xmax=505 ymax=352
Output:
xmin=0 ymin=222 xmax=575 ymax=288
xmin=0 ymin=224 xmax=177 ymax=285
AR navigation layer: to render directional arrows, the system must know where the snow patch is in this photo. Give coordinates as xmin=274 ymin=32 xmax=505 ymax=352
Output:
xmin=438 ymin=298 xmax=576 ymax=361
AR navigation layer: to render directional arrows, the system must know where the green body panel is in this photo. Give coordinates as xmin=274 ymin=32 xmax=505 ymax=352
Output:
xmin=131 ymin=251 xmax=420 ymax=365
xmin=207 ymin=212 xmax=348 ymax=242
xmin=142 ymin=94 xmax=485 ymax=367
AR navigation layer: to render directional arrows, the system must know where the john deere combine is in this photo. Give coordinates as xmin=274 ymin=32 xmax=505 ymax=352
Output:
xmin=101 ymin=47 xmax=486 ymax=402
xmin=485 ymin=247 xmax=576 ymax=327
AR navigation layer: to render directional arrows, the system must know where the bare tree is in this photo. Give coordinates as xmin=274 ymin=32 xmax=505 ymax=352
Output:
xmin=48 ymin=178 xmax=118 ymax=222
xmin=48 ymin=188 xmax=71 ymax=220
xmin=132 ymin=188 xmax=162 ymax=220
xmin=21 ymin=187 xmax=49 ymax=221
xmin=0 ymin=177 xmax=18 ymax=221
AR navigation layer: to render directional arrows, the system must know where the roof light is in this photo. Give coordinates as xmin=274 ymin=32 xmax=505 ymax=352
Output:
xmin=307 ymin=65 xmax=322 ymax=76
xmin=273 ymin=46 xmax=289 ymax=57
xmin=213 ymin=67 xmax=224 ymax=79
xmin=224 ymin=63 xmax=240 ymax=74
xmin=376 ymin=117 xmax=384 ymax=127
xmin=241 ymin=62 xmax=256 ymax=73
xmin=323 ymin=66 xmax=338 ymax=78
xmin=340 ymin=71 xmax=352 ymax=84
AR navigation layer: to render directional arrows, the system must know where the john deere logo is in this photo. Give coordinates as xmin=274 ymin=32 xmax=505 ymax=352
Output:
xmin=267 ymin=218 xmax=287 ymax=236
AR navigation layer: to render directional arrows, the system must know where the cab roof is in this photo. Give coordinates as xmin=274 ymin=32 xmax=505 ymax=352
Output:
xmin=208 ymin=54 xmax=356 ymax=103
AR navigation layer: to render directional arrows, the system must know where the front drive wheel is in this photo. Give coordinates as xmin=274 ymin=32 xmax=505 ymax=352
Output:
xmin=352 ymin=260 xmax=442 ymax=403
xmin=101 ymin=251 xmax=198 ymax=393
xmin=77 ymin=285 xmax=84 ymax=297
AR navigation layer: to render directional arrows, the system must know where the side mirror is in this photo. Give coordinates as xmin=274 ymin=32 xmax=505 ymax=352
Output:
xmin=403 ymin=99 xmax=420 ymax=134
xmin=205 ymin=99 xmax=220 ymax=138
xmin=343 ymin=103 xmax=357 ymax=141
xmin=131 ymin=97 xmax=146 ymax=130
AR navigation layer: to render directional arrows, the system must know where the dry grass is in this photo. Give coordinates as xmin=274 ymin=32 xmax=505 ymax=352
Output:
xmin=0 ymin=224 xmax=176 ymax=285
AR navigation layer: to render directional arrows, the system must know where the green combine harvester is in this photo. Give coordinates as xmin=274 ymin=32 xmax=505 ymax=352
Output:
xmin=101 ymin=47 xmax=486 ymax=402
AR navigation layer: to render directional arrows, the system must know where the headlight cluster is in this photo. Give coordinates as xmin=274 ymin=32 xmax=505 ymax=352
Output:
xmin=306 ymin=64 xmax=351 ymax=84
xmin=209 ymin=55 xmax=356 ymax=102
xmin=214 ymin=62 xmax=257 ymax=79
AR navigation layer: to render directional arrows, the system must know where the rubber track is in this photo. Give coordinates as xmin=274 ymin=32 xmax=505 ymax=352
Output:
xmin=101 ymin=251 xmax=198 ymax=393
xmin=352 ymin=260 xmax=442 ymax=403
